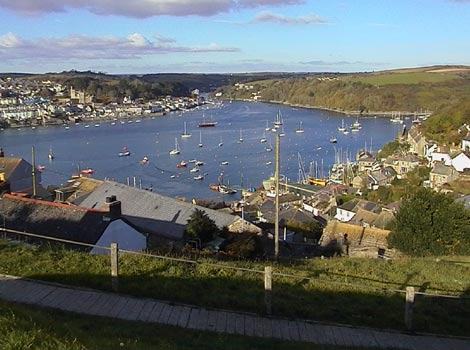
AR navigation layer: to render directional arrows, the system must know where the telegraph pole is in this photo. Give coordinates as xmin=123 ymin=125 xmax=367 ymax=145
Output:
xmin=31 ymin=146 xmax=37 ymax=198
xmin=274 ymin=134 xmax=280 ymax=258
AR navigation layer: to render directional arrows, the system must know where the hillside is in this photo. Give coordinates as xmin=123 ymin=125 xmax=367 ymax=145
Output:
xmin=222 ymin=66 xmax=470 ymax=143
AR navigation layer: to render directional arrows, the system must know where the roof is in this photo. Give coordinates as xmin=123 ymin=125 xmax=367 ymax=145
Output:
xmin=431 ymin=162 xmax=455 ymax=176
xmin=73 ymin=180 xmax=239 ymax=240
xmin=0 ymin=194 xmax=109 ymax=246
xmin=0 ymin=157 xmax=23 ymax=178
xmin=338 ymin=199 xmax=383 ymax=214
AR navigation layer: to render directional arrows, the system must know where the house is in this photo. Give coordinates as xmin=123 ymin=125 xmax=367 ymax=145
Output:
xmin=334 ymin=199 xmax=382 ymax=223
xmin=0 ymin=155 xmax=44 ymax=194
xmin=352 ymin=174 xmax=369 ymax=189
xmin=407 ymin=125 xmax=428 ymax=157
xmin=429 ymin=146 xmax=452 ymax=165
xmin=462 ymin=132 xmax=470 ymax=152
xmin=429 ymin=162 xmax=459 ymax=189
xmin=0 ymin=194 xmax=145 ymax=252
xmin=356 ymin=151 xmax=376 ymax=173
xmin=72 ymin=180 xmax=261 ymax=244
xmin=383 ymin=154 xmax=421 ymax=179
xmin=450 ymin=151 xmax=470 ymax=172
xmin=368 ymin=167 xmax=396 ymax=189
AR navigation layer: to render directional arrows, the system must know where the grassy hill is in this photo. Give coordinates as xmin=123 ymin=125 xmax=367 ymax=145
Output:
xmin=0 ymin=240 xmax=469 ymax=336
xmin=223 ymin=66 xmax=470 ymax=143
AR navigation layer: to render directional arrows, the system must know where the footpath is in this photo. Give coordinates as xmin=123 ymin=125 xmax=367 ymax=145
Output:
xmin=1 ymin=274 xmax=469 ymax=350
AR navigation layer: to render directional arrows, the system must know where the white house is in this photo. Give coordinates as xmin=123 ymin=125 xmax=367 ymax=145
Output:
xmin=450 ymin=152 xmax=470 ymax=172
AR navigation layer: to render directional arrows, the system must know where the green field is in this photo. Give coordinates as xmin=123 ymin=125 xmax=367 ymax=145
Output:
xmin=346 ymin=72 xmax=459 ymax=86
xmin=1 ymin=300 xmax=366 ymax=350
xmin=0 ymin=241 xmax=469 ymax=336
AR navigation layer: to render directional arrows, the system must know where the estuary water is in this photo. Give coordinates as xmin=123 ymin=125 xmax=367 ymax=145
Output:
xmin=0 ymin=100 xmax=405 ymax=199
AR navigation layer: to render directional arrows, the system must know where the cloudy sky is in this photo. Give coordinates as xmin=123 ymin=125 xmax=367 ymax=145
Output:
xmin=0 ymin=0 xmax=469 ymax=74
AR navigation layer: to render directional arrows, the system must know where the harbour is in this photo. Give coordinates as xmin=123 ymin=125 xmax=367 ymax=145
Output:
xmin=0 ymin=100 xmax=405 ymax=200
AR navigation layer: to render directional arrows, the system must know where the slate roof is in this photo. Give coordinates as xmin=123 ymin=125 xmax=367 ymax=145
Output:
xmin=431 ymin=162 xmax=455 ymax=176
xmin=0 ymin=194 xmax=109 ymax=247
xmin=338 ymin=199 xmax=382 ymax=214
xmin=0 ymin=157 xmax=22 ymax=178
xmin=73 ymin=180 xmax=239 ymax=241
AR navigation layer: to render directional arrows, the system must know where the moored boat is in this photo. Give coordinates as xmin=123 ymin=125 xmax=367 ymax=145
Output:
xmin=176 ymin=160 xmax=187 ymax=168
xmin=118 ymin=147 xmax=131 ymax=157
xmin=80 ymin=168 xmax=94 ymax=175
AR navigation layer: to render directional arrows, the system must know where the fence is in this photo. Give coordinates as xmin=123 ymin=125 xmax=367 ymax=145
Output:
xmin=1 ymin=227 xmax=468 ymax=333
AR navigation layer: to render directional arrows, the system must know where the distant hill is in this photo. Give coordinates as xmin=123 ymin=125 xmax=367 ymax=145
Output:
xmin=223 ymin=65 xmax=470 ymax=144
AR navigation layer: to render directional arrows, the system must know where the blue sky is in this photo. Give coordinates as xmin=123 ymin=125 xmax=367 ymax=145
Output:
xmin=0 ymin=0 xmax=469 ymax=74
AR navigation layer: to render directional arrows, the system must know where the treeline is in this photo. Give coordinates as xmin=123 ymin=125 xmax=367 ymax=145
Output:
xmin=225 ymin=72 xmax=470 ymax=143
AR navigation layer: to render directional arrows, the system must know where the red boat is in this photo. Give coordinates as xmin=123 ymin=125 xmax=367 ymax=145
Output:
xmin=176 ymin=161 xmax=187 ymax=168
xmin=36 ymin=165 xmax=46 ymax=171
xmin=80 ymin=168 xmax=94 ymax=175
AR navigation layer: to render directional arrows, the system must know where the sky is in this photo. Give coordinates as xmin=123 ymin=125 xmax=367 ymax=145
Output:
xmin=0 ymin=0 xmax=469 ymax=74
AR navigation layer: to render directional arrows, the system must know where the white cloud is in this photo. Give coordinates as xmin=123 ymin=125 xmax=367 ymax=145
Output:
xmin=252 ymin=12 xmax=328 ymax=25
xmin=0 ymin=0 xmax=304 ymax=18
xmin=0 ymin=33 xmax=240 ymax=62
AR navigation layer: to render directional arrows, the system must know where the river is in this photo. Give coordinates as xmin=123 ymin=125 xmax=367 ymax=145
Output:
xmin=0 ymin=100 xmax=406 ymax=199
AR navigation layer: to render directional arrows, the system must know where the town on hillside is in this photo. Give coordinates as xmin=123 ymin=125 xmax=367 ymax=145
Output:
xmin=1 ymin=117 xmax=470 ymax=259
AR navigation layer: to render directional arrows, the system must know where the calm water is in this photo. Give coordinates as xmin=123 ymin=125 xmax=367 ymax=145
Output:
xmin=0 ymin=101 xmax=405 ymax=199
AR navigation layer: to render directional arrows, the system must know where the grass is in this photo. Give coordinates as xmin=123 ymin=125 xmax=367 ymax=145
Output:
xmin=0 ymin=240 xmax=469 ymax=336
xmin=0 ymin=300 xmax=363 ymax=350
xmin=346 ymin=72 xmax=459 ymax=86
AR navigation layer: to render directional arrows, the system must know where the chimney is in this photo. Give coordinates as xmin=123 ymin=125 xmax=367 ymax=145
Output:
xmin=103 ymin=195 xmax=121 ymax=219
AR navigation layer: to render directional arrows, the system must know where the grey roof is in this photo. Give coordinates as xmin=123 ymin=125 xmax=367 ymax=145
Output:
xmin=73 ymin=180 xmax=238 ymax=240
xmin=0 ymin=194 xmax=108 ymax=247
xmin=431 ymin=162 xmax=455 ymax=176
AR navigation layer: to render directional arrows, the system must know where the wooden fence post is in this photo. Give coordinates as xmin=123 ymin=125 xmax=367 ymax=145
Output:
xmin=111 ymin=243 xmax=119 ymax=292
xmin=264 ymin=266 xmax=272 ymax=315
xmin=405 ymin=286 xmax=415 ymax=331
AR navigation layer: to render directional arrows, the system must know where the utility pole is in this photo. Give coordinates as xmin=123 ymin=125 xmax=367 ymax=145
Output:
xmin=31 ymin=146 xmax=37 ymax=198
xmin=274 ymin=134 xmax=280 ymax=258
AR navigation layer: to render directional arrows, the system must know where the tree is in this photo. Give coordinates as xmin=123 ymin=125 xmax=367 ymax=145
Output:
xmin=387 ymin=187 xmax=470 ymax=256
xmin=185 ymin=208 xmax=219 ymax=244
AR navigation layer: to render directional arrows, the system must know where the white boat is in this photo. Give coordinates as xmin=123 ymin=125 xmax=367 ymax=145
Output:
xmin=220 ymin=161 xmax=230 ymax=165
xmin=194 ymin=174 xmax=204 ymax=180
xmin=181 ymin=122 xmax=191 ymax=138
xmin=260 ymin=127 xmax=267 ymax=143
xmin=265 ymin=138 xmax=273 ymax=152
xmin=190 ymin=166 xmax=200 ymax=173
xmin=48 ymin=148 xmax=55 ymax=160
xmin=218 ymin=136 xmax=223 ymax=147
xmin=198 ymin=131 xmax=203 ymax=148
xmin=352 ymin=116 xmax=361 ymax=128
xmin=265 ymin=120 xmax=271 ymax=132
xmin=295 ymin=121 xmax=304 ymax=134
xmin=169 ymin=137 xmax=181 ymax=155
xmin=274 ymin=110 xmax=283 ymax=128
xmin=279 ymin=125 xmax=285 ymax=137
xmin=329 ymin=137 xmax=337 ymax=143
xmin=338 ymin=119 xmax=346 ymax=132
xmin=238 ymin=129 xmax=244 ymax=143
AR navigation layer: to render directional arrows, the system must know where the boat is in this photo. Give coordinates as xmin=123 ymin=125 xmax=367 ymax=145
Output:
xmin=48 ymin=148 xmax=54 ymax=160
xmin=181 ymin=122 xmax=192 ymax=138
xmin=343 ymin=129 xmax=350 ymax=135
xmin=198 ymin=113 xmax=217 ymax=127
xmin=193 ymin=174 xmax=204 ymax=180
xmin=265 ymin=138 xmax=273 ymax=152
xmin=352 ymin=116 xmax=361 ymax=128
xmin=190 ymin=165 xmax=200 ymax=173
xmin=80 ymin=168 xmax=94 ymax=175
xmin=169 ymin=137 xmax=181 ymax=155
xmin=220 ymin=161 xmax=230 ymax=165
xmin=195 ymin=160 xmax=205 ymax=166
xmin=329 ymin=137 xmax=337 ymax=143
xmin=338 ymin=119 xmax=346 ymax=132
xmin=37 ymin=165 xmax=46 ymax=171
xmin=296 ymin=121 xmax=304 ymax=134
xmin=198 ymin=131 xmax=203 ymax=148
xmin=265 ymin=161 xmax=272 ymax=165
xmin=274 ymin=110 xmax=283 ymax=128
xmin=265 ymin=120 xmax=271 ymax=132
xmin=141 ymin=156 xmax=149 ymax=164
xmin=94 ymin=123 xmax=100 ymax=127
xmin=218 ymin=137 xmax=223 ymax=147
xmin=238 ymin=129 xmax=244 ymax=143
xmin=118 ymin=147 xmax=131 ymax=157
xmin=176 ymin=160 xmax=187 ymax=168
xmin=259 ymin=128 xmax=267 ymax=143
xmin=390 ymin=112 xmax=403 ymax=124
xmin=279 ymin=125 xmax=285 ymax=137
xmin=210 ymin=184 xmax=220 ymax=191
xmin=218 ymin=184 xmax=237 ymax=194
xmin=350 ymin=125 xmax=360 ymax=132
xmin=307 ymin=160 xmax=328 ymax=186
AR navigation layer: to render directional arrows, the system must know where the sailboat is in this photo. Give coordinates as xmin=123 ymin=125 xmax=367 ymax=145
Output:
xmin=295 ymin=121 xmax=304 ymax=134
xmin=279 ymin=124 xmax=285 ymax=137
xmin=198 ymin=113 xmax=217 ymax=127
xmin=169 ymin=137 xmax=181 ymax=155
xmin=48 ymin=148 xmax=55 ymax=160
xmin=260 ymin=128 xmax=267 ymax=143
xmin=338 ymin=119 xmax=346 ymax=132
xmin=198 ymin=131 xmax=203 ymax=148
xmin=352 ymin=116 xmax=361 ymax=129
xmin=218 ymin=136 xmax=223 ymax=147
xmin=181 ymin=122 xmax=192 ymax=138
xmin=265 ymin=138 xmax=273 ymax=152
xmin=238 ymin=129 xmax=244 ymax=143
xmin=265 ymin=120 xmax=271 ymax=132
xmin=274 ymin=110 xmax=283 ymax=128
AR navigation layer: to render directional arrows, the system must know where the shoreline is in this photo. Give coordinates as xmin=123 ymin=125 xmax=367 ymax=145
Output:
xmin=229 ymin=98 xmax=429 ymax=118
